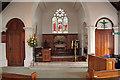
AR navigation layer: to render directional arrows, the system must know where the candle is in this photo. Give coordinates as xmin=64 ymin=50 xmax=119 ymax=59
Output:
xmin=77 ymin=43 xmax=78 ymax=48
xmin=71 ymin=40 xmax=73 ymax=49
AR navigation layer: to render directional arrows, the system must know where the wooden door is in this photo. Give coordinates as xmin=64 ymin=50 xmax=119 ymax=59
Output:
xmin=95 ymin=30 xmax=114 ymax=56
xmin=6 ymin=18 xmax=25 ymax=66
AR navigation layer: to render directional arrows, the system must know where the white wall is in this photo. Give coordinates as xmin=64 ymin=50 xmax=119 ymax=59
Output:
xmin=41 ymin=2 xmax=79 ymax=34
xmin=82 ymin=2 xmax=118 ymax=27
xmin=81 ymin=2 xmax=118 ymax=55
xmin=0 ymin=14 xmax=1 ymax=43
xmin=2 ymin=2 xmax=35 ymax=28
xmin=118 ymin=10 xmax=120 ymax=55
xmin=33 ymin=3 xmax=43 ymax=47
xmin=1 ymin=2 xmax=38 ymax=67
xmin=77 ymin=2 xmax=87 ymax=56
xmin=0 ymin=14 xmax=2 ymax=67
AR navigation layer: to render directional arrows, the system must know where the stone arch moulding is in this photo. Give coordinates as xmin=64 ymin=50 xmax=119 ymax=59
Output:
xmin=95 ymin=17 xmax=114 ymax=28
xmin=6 ymin=18 xmax=25 ymax=66
xmin=6 ymin=18 xmax=25 ymax=29
xmin=4 ymin=17 xmax=27 ymax=29
xmin=95 ymin=17 xmax=119 ymax=56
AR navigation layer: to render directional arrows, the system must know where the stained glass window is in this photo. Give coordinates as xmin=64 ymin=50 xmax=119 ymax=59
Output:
xmin=52 ymin=17 xmax=57 ymax=33
xmin=63 ymin=16 xmax=68 ymax=33
xmin=52 ymin=8 xmax=68 ymax=33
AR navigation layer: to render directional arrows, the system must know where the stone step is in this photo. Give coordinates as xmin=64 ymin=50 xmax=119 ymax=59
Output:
xmin=29 ymin=62 xmax=88 ymax=70
xmin=36 ymin=56 xmax=86 ymax=62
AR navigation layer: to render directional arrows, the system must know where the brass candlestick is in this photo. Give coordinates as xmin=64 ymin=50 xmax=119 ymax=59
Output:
xmin=71 ymin=40 xmax=79 ymax=62
xmin=74 ymin=41 xmax=77 ymax=62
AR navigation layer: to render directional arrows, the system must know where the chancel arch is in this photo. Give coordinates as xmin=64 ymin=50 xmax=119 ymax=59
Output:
xmin=6 ymin=18 xmax=25 ymax=66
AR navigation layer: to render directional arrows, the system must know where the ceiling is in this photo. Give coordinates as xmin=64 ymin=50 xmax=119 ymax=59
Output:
xmin=0 ymin=1 xmax=120 ymax=12
xmin=1 ymin=2 xmax=10 ymax=11
xmin=111 ymin=2 xmax=120 ymax=11
xmin=39 ymin=2 xmax=82 ymax=12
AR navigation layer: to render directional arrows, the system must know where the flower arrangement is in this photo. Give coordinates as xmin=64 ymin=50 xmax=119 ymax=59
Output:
xmin=27 ymin=35 xmax=38 ymax=47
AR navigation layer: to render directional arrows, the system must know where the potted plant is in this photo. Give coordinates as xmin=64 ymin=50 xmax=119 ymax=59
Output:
xmin=27 ymin=35 xmax=38 ymax=47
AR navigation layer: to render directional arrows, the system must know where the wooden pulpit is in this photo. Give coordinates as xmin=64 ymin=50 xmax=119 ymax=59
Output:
xmin=42 ymin=49 xmax=51 ymax=62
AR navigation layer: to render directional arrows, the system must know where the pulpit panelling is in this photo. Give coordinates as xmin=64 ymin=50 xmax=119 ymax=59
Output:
xmin=42 ymin=49 xmax=51 ymax=61
xmin=42 ymin=34 xmax=54 ymax=51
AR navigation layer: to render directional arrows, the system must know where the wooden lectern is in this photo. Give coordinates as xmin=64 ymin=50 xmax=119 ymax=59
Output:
xmin=42 ymin=49 xmax=51 ymax=62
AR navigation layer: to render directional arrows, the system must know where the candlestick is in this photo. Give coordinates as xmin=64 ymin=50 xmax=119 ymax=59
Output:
xmin=74 ymin=41 xmax=77 ymax=62
xmin=71 ymin=40 xmax=73 ymax=49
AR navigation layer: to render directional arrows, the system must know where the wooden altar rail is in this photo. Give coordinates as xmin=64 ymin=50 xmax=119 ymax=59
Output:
xmin=88 ymin=54 xmax=115 ymax=72
xmin=87 ymin=69 xmax=120 ymax=80
xmin=1 ymin=72 xmax=37 ymax=80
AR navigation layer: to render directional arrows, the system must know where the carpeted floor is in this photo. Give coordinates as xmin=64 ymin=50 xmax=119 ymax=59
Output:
xmin=2 ymin=67 xmax=88 ymax=78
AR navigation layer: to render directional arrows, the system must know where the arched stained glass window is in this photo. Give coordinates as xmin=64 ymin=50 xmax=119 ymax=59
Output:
xmin=52 ymin=8 xmax=68 ymax=33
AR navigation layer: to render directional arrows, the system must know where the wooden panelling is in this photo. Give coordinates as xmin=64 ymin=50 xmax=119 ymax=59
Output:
xmin=66 ymin=34 xmax=78 ymax=50
xmin=95 ymin=30 xmax=114 ymax=56
xmin=42 ymin=49 xmax=51 ymax=61
xmin=42 ymin=34 xmax=54 ymax=51
xmin=88 ymin=54 xmax=115 ymax=72
xmin=42 ymin=34 xmax=78 ymax=55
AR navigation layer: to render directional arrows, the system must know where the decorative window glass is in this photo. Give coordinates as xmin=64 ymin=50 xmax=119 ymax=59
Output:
xmin=52 ymin=17 xmax=57 ymax=33
xmin=96 ymin=18 xmax=113 ymax=29
xmin=52 ymin=8 xmax=68 ymax=33
xmin=63 ymin=17 xmax=68 ymax=33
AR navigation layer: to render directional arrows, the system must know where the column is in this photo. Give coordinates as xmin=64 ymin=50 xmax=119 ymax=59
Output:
xmin=0 ymin=26 xmax=2 ymax=67
xmin=81 ymin=26 xmax=84 ymax=56
xmin=87 ymin=27 xmax=96 ymax=55
xmin=24 ymin=27 xmax=33 ymax=67
xmin=0 ymin=25 xmax=2 ymax=78
xmin=0 ymin=27 xmax=8 ymax=67
xmin=118 ymin=11 xmax=120 ymax=55
xmin=0 ymin=5 xmax=1 ymax=78
xmin=113 ymin=27 xmax=119 ymax=55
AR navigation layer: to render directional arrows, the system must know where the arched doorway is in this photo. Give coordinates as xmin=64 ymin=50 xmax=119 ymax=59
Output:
xmin=95 ymin=17 xmax=114 ymax=56
xmin=6 ymin=18 xmax=25 ymax=66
